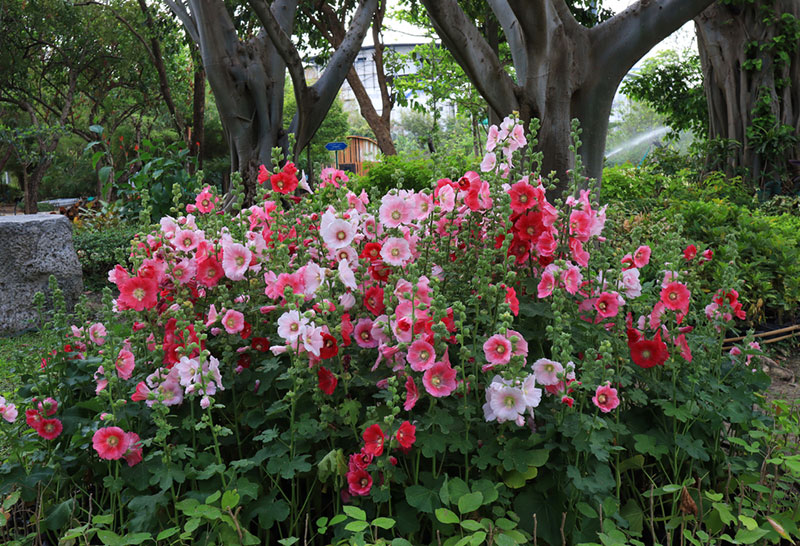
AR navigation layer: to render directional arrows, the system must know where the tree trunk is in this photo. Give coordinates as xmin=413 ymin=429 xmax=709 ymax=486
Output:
xmin=422 ymin=0 xmax=715 ymax=194
xmin=24 ymin=159 xmax=53 ymax=214
xmin=190 ymin=54 xmax=206 ymax=170
xmin=695 ymin=0 xmax=800 ymax=189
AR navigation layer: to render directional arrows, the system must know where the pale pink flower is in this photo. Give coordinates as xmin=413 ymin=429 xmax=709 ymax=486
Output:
xmin=485 ymin=125 xmax=499 ymax=152
xmin=222 ymin=240 xmax=252 ymax=281
xmin=338 ymin=259 xmax=358 ymax=290
xmin=620 ymin=268 xmax=642 ymax=298
xmin=380 ymin=237 xmax=411 ymax=267
xmin=379 ymin=195 xmax=412 ymax=228
xmin=303 ymin=262 xmax=325 ymax=296
xmin=115 ymin=349 xmax=135 ymax=380
xmin=160 ymin=216 xmax=179 ymax=240
xmin=521 ymin=375 xmax=542 ymax=407
xmin=480 ymin=152 xmax=497 ymax=173
xmin=302 ymin=325 xmax=324 ymax=357
xmin=532 ymin=358 xmax=563 ymax=386
xmin=277 ymin=310 xmax=308 ymax=342
xmin=89 ymin=323 xmax=107 ymax=345
xmin=506 ymin=329 xmax=529 ymax=359
xmin=174 ymin=229 xmax=200 ymax=252
xmin=412 ymin=192 xmax=433 ymax=220
xmin=171 ymin=258 xmax=197 ymax=284
xmin=489 ymin=384 xmax=526 ymax=422
xmin=407 ymin=339 xmax=436 ymax=372
xmin=561 ymin=265 xmax=583 ymax=295
xmin=222 ymin=309 xmax=244 ymax=334
xmin=0 ymin=396 xmax=18 ymax=423
xmin=438 ymin=185 xmax=455 ymax=212
xmin=321 ymin=214 xmax=356 ymax=250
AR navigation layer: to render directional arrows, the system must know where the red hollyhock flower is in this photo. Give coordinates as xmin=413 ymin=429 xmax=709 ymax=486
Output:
xmin=237 ymin=353 xmax=252 ymax=369
xmin=251 ymin=337 xmax=270 ymax=353
xmin=131 ymin=381 xmax=151 ymax=402
xmin=341 ymin=314 xmax=354 ymax=347
xmin=118 ymin=275 xmax=158 ymax=311
xmin=629 ymin=331 xmax=669 ymax=368
xmin=505 ymin=285 xmax=519 ymax=316
xmin=683 ymin=244 xmax=697 ymax=260
xmin=347 ymin=468 xmax=372 ymax=496
xmin=92 ymin=427 xmax=129 ymax=460
xmin=362 ymin=424 xmax=385 ymax=456
xmin=360 ymin=242 xmax=382 ymax=261
xmin=319 ymin=333 xmax=339 ymax=359
xmin=239 ymin=321 xmax=252 ymax=339
xmin=317 ymin=366 xmax=338 ymax=395
xmin=395 ymin=421 xmax=416 ymax=450
xmin=508 ymin=180 xmax=536 ymax=214
xmin=26 ymin=409 xmax=43 ymax=430
xmin=349 ymin=449 xmax=373 ymax=471
xmin=660 ymin=282 xmax=691 ymax=313
xmin=37 ymin=418 xmax=63 ymax=440
xmin=257 ymin=164 xmax=269 ymax=184
xmin=196 ymin=256 xmax=224 ymax=288
xmin=363 ymin=285 xmax=385 ymax=316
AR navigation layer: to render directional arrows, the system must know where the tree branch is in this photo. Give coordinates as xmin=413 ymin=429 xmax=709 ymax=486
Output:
xmin=163 ymin=0 xmax=199 ymax=44
xmin=590 ymin=0 xmax=715 ymax=85
xmin=420 ymin=0 xmax=518 ymax=117
xmin=487 ymin=0 xmax=527 ymax=84
xmin=247 ymin=0 xmax=307 ymax=98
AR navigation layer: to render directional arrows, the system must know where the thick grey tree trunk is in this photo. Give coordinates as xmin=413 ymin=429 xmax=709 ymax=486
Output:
xmin=421 ymin=0 xmax=715 ymax=194
xmin=164 ymin=0 xmax=377 ymax=200
xmin=695 ymin=0 xmax=800 ymax=188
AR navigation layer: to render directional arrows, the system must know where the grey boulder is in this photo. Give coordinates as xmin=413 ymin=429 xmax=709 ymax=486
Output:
xmin=0 ymin=214 xmax=83 ymax=335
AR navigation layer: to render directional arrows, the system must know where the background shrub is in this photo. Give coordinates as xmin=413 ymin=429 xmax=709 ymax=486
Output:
xmin=73 ymin=225 xmax=137 ymax=290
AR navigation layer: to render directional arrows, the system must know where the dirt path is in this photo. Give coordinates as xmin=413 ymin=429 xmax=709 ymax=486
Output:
xmin=764 ymin=351 xmax=800 ymax=404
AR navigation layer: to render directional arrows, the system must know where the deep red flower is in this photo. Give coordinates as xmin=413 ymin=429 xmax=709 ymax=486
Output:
xmin=239 ymin=321 xmax=252 ymax=340
xmin=683 ymin=244 xmax=697 ymax=261
xmin=317 ymin=366 xmax=338 ymax=395
xmin=349 ymin=449 xmax=373 ymax=471
xmin=360 ymin=243 xmax=382 ymax=261
xmin=196 ymin=256 xmax=224 ymax=288
xmin=362 ymin=424 xmax=385 ymax=456
xmin=341 ymin=314 xmax=353 ymax=347
xmin=629 ymin=331 xmax=669 ymax=368
xmin=251 ymin=337 xmax=270 ymax=353
xmin=505 ymin=285 xmax=519 ymax=316
xmin=319 ymin=333 xmax=339 ymax=359
xmin=347 ymin=468 xmax=372 ymax=496
xmin=395 ymin=421 xmax=416 ymax=450
xmin=237 ymin=353 xmax=252 ymax=369
xmin=363 ymin=285 xmax=385 ymax=316
xmin=26 ymin=408 xmax=42 ymax=430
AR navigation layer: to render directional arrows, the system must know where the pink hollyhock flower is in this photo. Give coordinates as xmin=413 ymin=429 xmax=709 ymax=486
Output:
xmin=620 ymin=268 xmax=642 ymax=298
xmin=438 ymin=184 xmax=456 ymax=212
xmin=485 ymin=125 xmax=499 ymax=152
xmin=354 ymin=318 xmax=378 ymax=348
xmin=123 ymin=432 xmax=143 ymax=467
xmin=633 ymin=245 xmax=651 ymax=268
xmin=465 ymin=180 xmax=493 ymax=211
xmin=422 ymin=361 xmax=457 ymax=398
xmin=483 ymin=334 xmax=513 ymax=369
xmin=395 ymin=421 xmax=416 ymax=450
xmin=561 ymin=265 xmax=583 ymax=295
xmin=93 ymin=427 xmax=130 ymax=460
xmin=317 ymin=366 xmax=338 ymax=395
xmin=115 ymin=349 xmax=135 ymax=380
xmin=489 ymin=384 xmax=527 ymax=423
xmin=37 ymin=397 xmax=58 ymax=416
xmin=674 ymin=334 xmax=692 ymax=362
xmin=337 ymin=259 xmax=357 ymax=291
xmin=536 ymin=230 xmax=557 ymax=257
xmin=131 ymin=381 xmax=151 ymax=402
xmin=221 ymin=240 xmax=252 ymax=281
xmin=380 ymin=237 xmax=411 ymax=267
xmin=532 ymin=358 xmax=563 ymax=386
xmin=506 ymin=330 xmax=529 ymax=360
xmin=407 ymin=339 xmax=436 ymax=371
xmin=347 ymin=468 xmax=373 ymax=496
xmin=302 ymin=325 xmax=324 ymax=356
xmin=222 ymin=309 xmax=245 ymax=334
xmin=276 ymin=310 xmax=308 ymax=342
xmin=321 ymin=215 xmax=356 ymax=250
xmin=195 ymin=186 xmax=217 ymax=214
xmin=0 ymin=396 xmax=17 ymax=423
xmin=412 ymin=192 xmax=433 ymax=220
xmin=37 ymin=418 xmax=62 ymax=440
xmin=379 ymin=194 xmax=412 ymax=228
xmin=661 ymin=282 xmax=691 ymax=313
xmin=89 ymin=323 xmax=107 ymax=345
xmin=521 ymin=375 xmax=542 ymax=408
xmin=403 ymin=376 xmax=419 ymax=411
xmin=538 ymin=269 xmax=556 ymax=299
xmin=480 ymin=152 xmax=497 ymax=172
xmin=171 ymin=258 xmax=196 ymax=284
xmin=362 ymin=424 xmax=385 ymax=456
xmin=570 ymin=238 xmax=590 ymax=267
xmin=595 ymin=291 xmax=621 ymax=319
xmin=118 ymin=275 xmax=158 ymax=311
xmin=592 ymin=382 xmax=620 ymax=413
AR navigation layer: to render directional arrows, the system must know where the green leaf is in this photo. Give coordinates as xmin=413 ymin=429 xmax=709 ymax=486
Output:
xmin=92 ymin=514 xmax=114 ymax=526
xmin=205 ymin=490 xmax=221 ymax=504
xmin=221 ymin=490 xmax=240 ymax=511
xmin=343 ymin=505 xmax=367 ymax=521
xmin=469 ymin=531 xmax=487 ymax=545
xmin=156 ymin=528 xmax=179 ymax=540
xmin=494 ymin=533 xmax=517 ymax=546
xmin=577 ymin=502 xmax=599 ymax=519
xmin=371 ymin=517 xmax=396 ymax=529
xmin=617 ymin=455 xmax=644 ymax=473
xmin=436 ymin=508 xmax=460 ymax=524
xmin=89 ymin=124 xmax=104 ymax=135
xmin=712 ymin=502 xmax=736 ymax=525
xmin=392 ymin=539 xmax=414 ymax=546
xmin=42 ymin=499 xmax=74 ymax=531
xmin=460 ymin=519 xmax=485 ymax=532
xmin=500 ymin=465 xmax=539 ymax=489
xmin=738 ymin=514 xmax=758 ymax=530
xmin=97 ymin=530 xmax=123 ymax=546
xmin=406 ymin=485 xmax=438 ymax=514
xmin=457 ymin=492 xmax=483 ymax=515
xmin=277 ymin=538 xmax=299 ymax=546
xmin=470 ymin=479 xmax=498 ymax=505
xmin=345 ymin=520 xmax=370 ymax=532
xmin=633 ymin=434 xmax=669 ymax=457
xmin=733 ymin=527 xmax=768 ymax=544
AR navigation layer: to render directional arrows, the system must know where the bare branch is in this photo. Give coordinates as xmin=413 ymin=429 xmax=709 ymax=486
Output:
xmin=163 ymin=0 xmax=199 ymax=44
xmin=247 ymin=0 xmax=307 ymax=97
xmin=487 ymin=0 xmax=526 ymax=83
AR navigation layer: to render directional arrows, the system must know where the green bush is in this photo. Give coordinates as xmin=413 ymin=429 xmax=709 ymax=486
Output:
xmin=357 ymin=153 xmax=435 ymax=197
xmin=0 ymin=183 xmax=22 ymax=203
xmin=73 ymin=225 xmax=137 ymax=290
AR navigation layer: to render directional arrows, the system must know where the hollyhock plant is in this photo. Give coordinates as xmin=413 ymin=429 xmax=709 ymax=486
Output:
xmin=0 ymin=396 xmax=18 ymax=423
xmin=422 ymin=361 xmax=458 ymax=398
xmin=37 ymin=418 xmax=63 ymax=440
xmin=92 ymin=427 xmax=130 ymax=460
xmin=532 ymin=358 xmax=563 ymax=386
xmin=317 ymin=366 xmax=338 ymax=395
xmin=395 ymin=421 xmax=416 ymax=450
xmin=482 ymin=334 xmax=513 ymax=369
xmin=362 ymin=424 xmax=385 ymax=456
xmin=592 ymin=382 xmax=620 ymax=413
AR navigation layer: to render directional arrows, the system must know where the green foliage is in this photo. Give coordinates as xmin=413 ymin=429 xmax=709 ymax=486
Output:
xmin=73 ymin=225 xmax=138 ymax=290
xmin=356 ymin=153 xmax=435 ymax=197
xmin=621 ymin=49 xmax=707 ymax=138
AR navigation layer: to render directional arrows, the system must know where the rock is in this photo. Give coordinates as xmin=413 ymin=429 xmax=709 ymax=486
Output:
xmin=0 ymin=214 xmax=83 ymax=335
